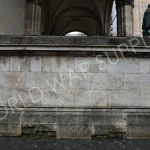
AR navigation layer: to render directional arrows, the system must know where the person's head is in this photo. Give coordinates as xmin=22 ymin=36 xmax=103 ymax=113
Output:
xmin=148 ymin=4 xmax=150 ymax=8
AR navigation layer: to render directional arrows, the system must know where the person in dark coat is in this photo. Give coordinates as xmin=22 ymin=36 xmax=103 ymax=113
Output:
xmin=142 ymin=4 xmax=150 ymax=36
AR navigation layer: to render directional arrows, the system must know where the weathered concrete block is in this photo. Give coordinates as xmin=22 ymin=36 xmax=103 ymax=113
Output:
xmin=91 ymin=73 xmax=124 ymax=90
xmin=0 ymin=72 xmax=24 ymax=89
xmin=127 ymin=114 xmax=150 ymax=139
xmin=20 ymin=57 xmax=31 ymax=72
xmin=42 ymin=56 xmax=74 ymax=72
xmin=107 ymin=58 xmax=139 ymax=73
xmin=22 ymin=112 xmax=44 ymax=124
xmin=56 ymin=111 xmax=91 ymax=124
xmin=140 ymin=90 xmax=150 ymax=107
xmin=10 ymin=57 xmax=21 ymax=71
xmin=22 ymin=123 xmax=56 ymax=136
xmin=127 ymin=125 xmax=150 ymax=139
xmin=73 ymin=90 xmax=93 ymax=107
xmin=0 ymin=122 xmax=21 ymax=136
xmin=19 ymin=89 xmax=41 ymax=107
xmin=139 ymin=59 xmax=150 ymax=73
xmin=0 ymin=112 xmax=22 ymax=136
xmin=31 ymin=56 xmax=42 ymax=72
xmin=57 ymin=124 xmax=91 ymax=139
xmin=108 ymin=90 xmax=141 ymax=107
xmin=40 ymin=112 xmax=56 ymax=124
xmin=0 ymin=88 xmax=8 ymax=105
xmin=124 ymin=74 xmax=141 ymax=90
xmin=2 ymin=89 xmax=42 ymax=107
xmin=41 ymin=89 xmax=74 ymax=107
xmin=73 ymin=90 xmax=107 ymax=107
xmin=91 ymin=109 xmax=126 ymax=125
xmin=90 ymin=90 xmax=107 ymax=107
xmin=92 ymin=124 xmax=126 ymax=136
xmin=124 ymin=74 xmax=150 ymax=90
xmin=57 ymin=73 xmax=90 ymax=89
xmin=75 ymin=57 xmax=107 ymax=73
xmin=91 ymin=109 xmax=127 ymax=137
xmin=0 ymin=57 xmax=9 ymax=72
xmin=127 ymin=114 xmax=150 ymax=125
xmin=24 ymin=72 xmax=57 ymax=89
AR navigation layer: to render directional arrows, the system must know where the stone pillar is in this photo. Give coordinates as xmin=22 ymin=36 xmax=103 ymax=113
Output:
xmin=24 ymin=0 xmax=42 ymax=35
xmin=116 ymin=0 xmax=134 ymax=36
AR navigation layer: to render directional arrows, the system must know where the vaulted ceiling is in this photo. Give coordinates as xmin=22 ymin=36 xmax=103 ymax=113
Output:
xmin=41 ymin=0 xmax=113 ymax=35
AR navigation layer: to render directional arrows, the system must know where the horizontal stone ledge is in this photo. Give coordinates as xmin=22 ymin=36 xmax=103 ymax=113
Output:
xmin=0 ymin=36 xmax=149 ymax=57
xmin=0 ymin=107 xmax=150 ymax=112
xmin=0 ymin=36 xmax=150 ymax=47
xmin=0 ymin=46 xmax=150 ymax=57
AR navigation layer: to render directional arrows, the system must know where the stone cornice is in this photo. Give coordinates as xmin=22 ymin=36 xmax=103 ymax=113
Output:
xmin=0 ymin=36 xmax=149 ymax=57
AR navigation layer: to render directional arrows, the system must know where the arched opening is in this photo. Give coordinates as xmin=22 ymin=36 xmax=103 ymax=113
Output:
xmin=25 ymin=0 xmax=134 ymax=36
xmin=39 ymin=0 xmax=113 ymax=36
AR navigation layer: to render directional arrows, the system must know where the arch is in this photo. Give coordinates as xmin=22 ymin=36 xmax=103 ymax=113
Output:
xmin=50 ymin=6 xmax=102 ymax=34
xmin=25 ymin=0 xmax=114 ymax=36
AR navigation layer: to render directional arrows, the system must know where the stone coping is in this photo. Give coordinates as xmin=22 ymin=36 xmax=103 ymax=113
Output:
xmin=0 ymin=36 xmax=150 ymax=47
xmin=0 ymin=36 xmax=149 ymax=57
xmin=0 ymin=107 xmax=150 ymax=112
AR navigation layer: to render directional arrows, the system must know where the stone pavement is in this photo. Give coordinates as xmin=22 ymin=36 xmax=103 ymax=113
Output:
xmin=0 ymin=137 xmax=150 ymax=150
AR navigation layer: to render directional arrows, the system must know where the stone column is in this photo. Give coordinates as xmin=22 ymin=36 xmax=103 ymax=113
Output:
xmin=24 ymin=0 xmax=42 ymax=35
xmin=116 ymin=0 xmax=134 ymax=36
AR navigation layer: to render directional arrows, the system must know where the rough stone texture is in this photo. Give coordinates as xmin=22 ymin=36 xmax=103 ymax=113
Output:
xmin=127 ymin=113 xmax=150 ymax=139
xmin=0 ymin=108 xmax=149 ymax=139
xmin=0 ymin=55 xmax=150 ymax=108
xmin=0 ymin=112 xmax=22 ymax=136
xmin=0 ymin=39 xmax=149 ymax=138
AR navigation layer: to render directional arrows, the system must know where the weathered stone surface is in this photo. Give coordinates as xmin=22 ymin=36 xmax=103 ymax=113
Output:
xmin=0 ymin=112 xmax=22 ymax=136
xmin=124 ymin=74 xmax=150 ymax=90
xmin=127 ymin=125 xmax=150 ymax=139
xmin=108 ymin=90 xmax=141 ymax=107
xmin=57 ymin=124 xmax=91 ymax=139
xmin=56 ymin=111 xmax=91 ymax=124
xmin=0 ymin=72 xmax=24 ymax=89
xmin=75 ymin=57 xmax=107 ymax=73
xmin=0 ymin=107 xmax=148 ymax=139
xmin=20 ymin=57 xmax=31 ymax=72
xmin=92 ymin=124 xmax=125 ymax=136
xmin=139 ymin=59 xmax=150 ymax=73
xmin=0 ymin=36 xmax=150 ymax=47
xmin=0 ymin=123 xmax=21 ymax=136
xmin=31 ymin=56 xmax=42 ymax=72
xmin=24 ymin=72 xmax=57 ymax=89
xmin=140 ymin=90 xmax=150 ymax=107
xmin=0 ymin=57 xmax=9 ymax=71
xmin=57 ymin=73 xmax=90 ymax=89
xmin=42 ymin=57 xmax=74 ymax=73
xmin=91 ymin=73 xmax=124 ymax=90
xmin=0 ymin=39 xmax=149 ymax=138
xmin=73 ymin=90 xmax=107 ymax=107
xmin=10 ymin=57 xmax=21 ymax=71
xmin=41 ymin=89 xmax=74 ymax=107
xmin=91 ymin=109 xmax=126 ymax=124
xmin=22 ymin=123 xmax=56 ymax=136
xmin=107 ymin=58 xmax=139 ymax=73
xmin=127 ymin=113 xmax=150 ymax=139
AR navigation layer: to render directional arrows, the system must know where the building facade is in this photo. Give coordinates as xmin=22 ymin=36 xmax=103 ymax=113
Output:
xmin=0 ymin=0 xmax=150 ymax=139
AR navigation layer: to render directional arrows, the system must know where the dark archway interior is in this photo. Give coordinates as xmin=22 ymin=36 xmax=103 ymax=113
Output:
xmin=41 ymin=0 xmax=113 ymax=36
